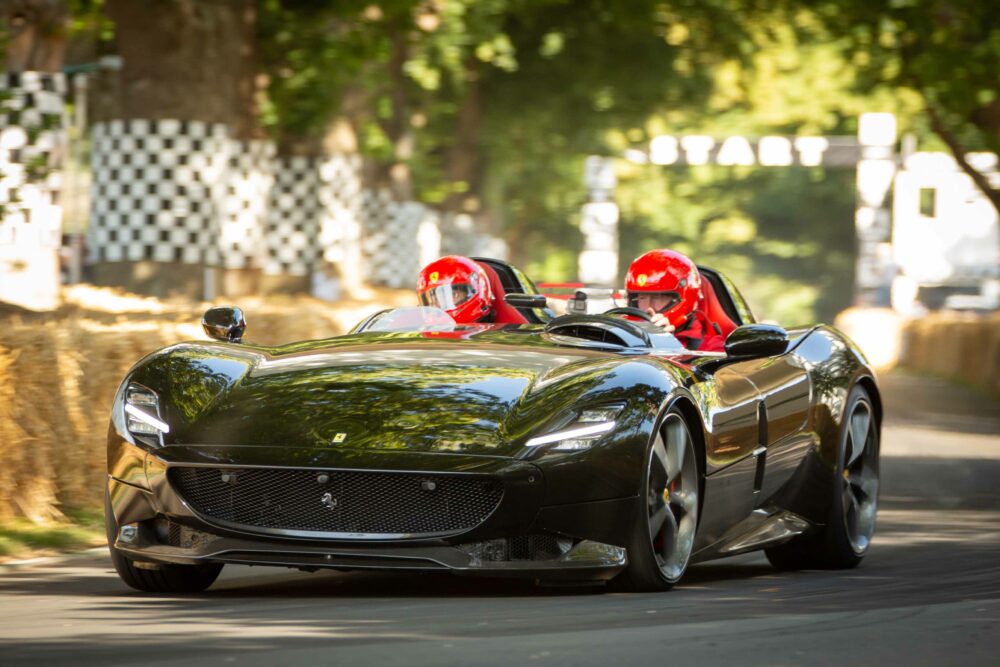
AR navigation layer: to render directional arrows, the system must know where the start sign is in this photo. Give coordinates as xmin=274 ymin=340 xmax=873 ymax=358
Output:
xmin=640 ymin=134 xmax=861 ymax=168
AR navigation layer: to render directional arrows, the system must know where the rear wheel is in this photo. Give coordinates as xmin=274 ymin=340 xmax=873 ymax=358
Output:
xmin=105 ymin=489 xmax=222 ymax=593
xmin=615 ymin=411 xmax=700 ymax=592
xmin=766 ymin=384 xmax=880 ymax=570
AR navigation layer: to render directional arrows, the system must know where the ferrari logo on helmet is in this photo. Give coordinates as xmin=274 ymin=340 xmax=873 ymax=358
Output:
xmin=332 ymin=432 xmax=347 ymax=443
xmin=637 ymin=274 xmax=648 ymax=287
xmin=429 ymin=271 xmax=439 ymax=282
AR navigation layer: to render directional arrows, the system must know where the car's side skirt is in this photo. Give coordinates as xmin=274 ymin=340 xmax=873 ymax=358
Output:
xmin=692 ymin=509 xmax=813 ymax=563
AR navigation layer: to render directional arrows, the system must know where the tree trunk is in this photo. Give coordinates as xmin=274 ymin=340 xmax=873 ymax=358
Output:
xmin=99 ymin=0 xmax=257 ymax=138
xmin=926 ymin=102 xmax=1000 ymax=219
xmin=442 ymin=58 xmax=482 ymax=215
xmin=2 ymin=0 xmax=68 ymax=72
xmin=386 ymin=24 xmax=413 ymax=200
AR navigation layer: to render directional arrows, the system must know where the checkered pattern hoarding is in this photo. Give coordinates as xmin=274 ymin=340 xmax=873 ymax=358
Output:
xmin=0 ymin=72 xmax=66 ymax=245
xmin=221 ymin=140 xmax=274 ymax=269
xmin=87 ymin=118 xmax=501 ymax=288
xmin=89 ymin=119 xmax=228 ymax=264
xmin=263 ymin=155 xmax=321 ymax=276
xmin=0 ymin=72 xmax=67 ymax=311
xmin=318 ymin=153 xmax=363 ymax=264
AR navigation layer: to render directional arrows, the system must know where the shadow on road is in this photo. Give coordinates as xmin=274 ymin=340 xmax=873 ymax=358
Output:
xmin=1 ymin=504 xmax=998 ymax=666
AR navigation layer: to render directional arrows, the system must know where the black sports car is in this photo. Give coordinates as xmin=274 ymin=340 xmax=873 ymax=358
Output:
xmin=105 ymin=263 xmax=881 ymax=592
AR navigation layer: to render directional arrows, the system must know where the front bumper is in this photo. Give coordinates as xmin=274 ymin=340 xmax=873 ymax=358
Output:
xmin=107 ymin=443 xmax=636 ymax=581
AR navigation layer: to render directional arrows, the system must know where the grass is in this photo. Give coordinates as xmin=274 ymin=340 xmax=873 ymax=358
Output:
xmin=0 ymin=507 xmax=106 ymax=561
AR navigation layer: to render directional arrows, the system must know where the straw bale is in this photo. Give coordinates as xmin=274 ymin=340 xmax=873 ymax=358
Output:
xmin=1 ymin=284 xmax=412 ymax=520
xmin=899 ymin=310 xmax=1000 ymax=397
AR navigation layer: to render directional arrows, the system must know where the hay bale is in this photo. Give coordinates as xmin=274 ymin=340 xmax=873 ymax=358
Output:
xmin=899 ymin=310 xmax=1000 ymax=397
xmin=833 ymin=307 xmax=904 ymax=372
xmin=0 ymin=284 xmax=412 ymax=520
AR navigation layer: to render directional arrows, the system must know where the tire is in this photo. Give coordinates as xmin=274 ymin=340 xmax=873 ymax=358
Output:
xmin=766 ymin=384 xmax=880 ymax=570
xmin=614 ymin=409 xmax=701 ymax=592
xmin=105 ymin=489 xmax=222 ymax=593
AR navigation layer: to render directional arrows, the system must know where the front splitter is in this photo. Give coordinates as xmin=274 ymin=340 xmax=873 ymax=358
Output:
xmin=114 ymin=536 xmax=627 ymax=582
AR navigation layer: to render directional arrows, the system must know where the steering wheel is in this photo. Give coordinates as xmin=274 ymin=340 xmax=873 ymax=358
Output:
xmin=603 ymin=306 xmax=654 ymax=322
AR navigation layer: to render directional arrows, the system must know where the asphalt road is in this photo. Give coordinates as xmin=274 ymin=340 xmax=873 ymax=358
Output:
xmin=1 ymin=371 xmax=998 ymax=667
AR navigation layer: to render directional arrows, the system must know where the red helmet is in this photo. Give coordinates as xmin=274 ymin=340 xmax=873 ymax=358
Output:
xmin=417 ymin=255 xmax=493 ymax=323
xmin=625 ymin=249 xmax=703 ymax=328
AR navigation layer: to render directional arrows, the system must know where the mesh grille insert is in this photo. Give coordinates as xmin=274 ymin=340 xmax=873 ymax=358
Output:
xmin=169 ymin=467 xmax=503 ymax=536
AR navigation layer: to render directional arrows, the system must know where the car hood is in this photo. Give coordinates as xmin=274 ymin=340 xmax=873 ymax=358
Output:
xmin=138 ymin=333 xmax=661 ymax=457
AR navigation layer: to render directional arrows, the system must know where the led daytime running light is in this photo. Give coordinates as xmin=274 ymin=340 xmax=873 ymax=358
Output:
xmin=124 ymin=403 xmax=170 ymax=434
xmin=525 ymin=421 xmax=615 ymax=448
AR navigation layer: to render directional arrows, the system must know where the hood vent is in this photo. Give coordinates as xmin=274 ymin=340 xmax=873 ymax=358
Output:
xmin=544 ymin=314 xmax=651 ymax=349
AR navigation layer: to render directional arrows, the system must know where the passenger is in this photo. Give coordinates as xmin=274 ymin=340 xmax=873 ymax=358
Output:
xmin=623 ymin=249 xmax=725 ymax=352
xmin=417 ymin=255 xmax=496 ymax=324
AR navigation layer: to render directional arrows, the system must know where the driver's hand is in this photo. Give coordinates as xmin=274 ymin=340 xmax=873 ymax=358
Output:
xmin=647 ymin=308 xmax=675 ymax=332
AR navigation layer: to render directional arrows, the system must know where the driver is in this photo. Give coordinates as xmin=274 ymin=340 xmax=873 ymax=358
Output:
xmin=417 ymin=255 xmax=496 ymax=324
xmin=623 ymin=249 xmax=725 ymax=352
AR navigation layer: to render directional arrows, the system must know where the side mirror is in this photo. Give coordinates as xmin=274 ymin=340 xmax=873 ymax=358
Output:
xmin=202 ymin=306 xmax=246 ymax=343
xmin=724 ymin=324 xmax=789 ymax=358
xmin=504 ymin=293 xmax=548 ymax=309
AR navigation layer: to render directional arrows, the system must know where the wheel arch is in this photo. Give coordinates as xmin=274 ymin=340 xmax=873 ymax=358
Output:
xmin=854 ymin=374 xmax=882 ymax=431
xmin=663 ymin=394 xmax=706 ymax=478
xmin=659 ymin=393 xmax=708 ymax=523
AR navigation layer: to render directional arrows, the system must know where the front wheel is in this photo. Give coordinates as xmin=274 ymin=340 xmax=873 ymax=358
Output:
xmin=615 ymin=411 xmax=700 ymax=591
xmin=105 ymin=489 xmax=223 ymax=593
xmin=766 ymin=384 xmax=880 ymax=570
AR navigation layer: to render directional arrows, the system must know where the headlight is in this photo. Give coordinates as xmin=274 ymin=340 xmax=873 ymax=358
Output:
xmin=525 ymin=403 xmax=624 ymax=452
xmin=124 ymin=384 xmax=169 ymax=436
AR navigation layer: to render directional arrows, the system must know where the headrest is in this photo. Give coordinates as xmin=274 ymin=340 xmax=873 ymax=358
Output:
xmin=476 ymin=261 xmax=529 ymax=325
xmin=698 ymin=272 xmax=738 ymax=338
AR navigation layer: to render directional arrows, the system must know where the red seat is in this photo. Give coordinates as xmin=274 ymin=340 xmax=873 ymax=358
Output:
xmin=698 ymin=272 xmax=738 ymax=339
xmin=476 ymin=261 xmax=528 ymax=325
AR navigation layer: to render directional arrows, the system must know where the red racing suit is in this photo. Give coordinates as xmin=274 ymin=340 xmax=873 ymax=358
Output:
xmin=673 ymin=310 xmax=725 ymax=352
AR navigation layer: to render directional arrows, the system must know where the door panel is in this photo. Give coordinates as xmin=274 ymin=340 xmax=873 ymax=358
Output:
xmin=690 ymin=366 xmax=761 ymax=544
xmin=735 ymin=355 xmax=812 ymax=501
xmin=692 ymin=366 xmax=761 ymax=474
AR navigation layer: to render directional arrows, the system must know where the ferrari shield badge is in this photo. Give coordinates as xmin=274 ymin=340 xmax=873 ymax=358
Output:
xmin=332 ymin=432 xmax=347 ymax=444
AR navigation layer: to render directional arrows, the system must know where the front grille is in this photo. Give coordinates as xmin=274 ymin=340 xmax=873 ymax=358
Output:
xmin=168 ymin=467 xmax=504 ymax=536
xmin=456 ymin=534 xmax=572 ymax=562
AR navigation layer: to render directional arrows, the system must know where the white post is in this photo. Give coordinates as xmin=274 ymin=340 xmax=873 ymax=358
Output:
xmin=579 ymin=156 xmax=619 ymax=285
xmin=855 ymin=113 xmax=897 ymax=305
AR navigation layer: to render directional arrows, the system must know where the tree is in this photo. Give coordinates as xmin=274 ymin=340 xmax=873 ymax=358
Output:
xmin=100 ymin=0 xmax=257 ymax=137
xmin=811 ymin=0 xmax=1000 ymax=214
xmin=1 ymin=0 xmax=69 ymax=72
xmin=258 ymin=1 xmax=759 ymax=261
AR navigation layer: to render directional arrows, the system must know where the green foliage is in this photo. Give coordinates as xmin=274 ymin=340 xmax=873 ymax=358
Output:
xmin=607 ymin=9 xmax=923 ymax=325
xmin=255 ymin=2 xmax=917 ymax=324
xmin=71 ymin=1 xmax=990 ymax=322
xmin=68 ymin=0 xmax=115 ymax=42
xmin=0 ymin=512 xmax=104 ymax=558
xmin=810 ymin=0 xmax=1000 ymax=153
xmin=618 ymin=164 xmax=856 ymax=325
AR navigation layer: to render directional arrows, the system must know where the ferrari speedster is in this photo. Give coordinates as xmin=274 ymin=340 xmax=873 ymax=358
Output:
xmin=105 ymin=263 xmax=880 ymax=592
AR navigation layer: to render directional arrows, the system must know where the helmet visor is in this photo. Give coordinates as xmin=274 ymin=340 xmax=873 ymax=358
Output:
xmin=627 ymin=291 xmax=682 ymax=314
xmin=419 ymin=282 xmax=476 ymax=310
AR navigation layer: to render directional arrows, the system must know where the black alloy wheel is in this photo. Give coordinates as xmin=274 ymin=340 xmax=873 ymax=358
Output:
xmin=616 ymin=410 xmax=700 ymax=591
xmin=766 ymin=384 xmax=880 ymax=570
